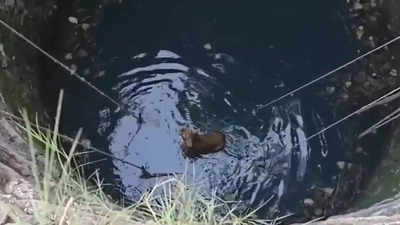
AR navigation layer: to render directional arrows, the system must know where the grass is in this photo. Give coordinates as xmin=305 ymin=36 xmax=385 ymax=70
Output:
xmin=10 ymin=90 xmax=277 ymax=225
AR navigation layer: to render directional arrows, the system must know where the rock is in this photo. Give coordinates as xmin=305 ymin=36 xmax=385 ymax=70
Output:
xmin=68 ymin=16 xmax=78 ymax=24
xmin=340 ymin=92 xmax=349 ymax=100
xmin=203 ymin=43 xmax=212 ymax=50
xmin=5 ymin=0 xmax=15 ymax=7
xmin=0 ymin=203 xmax=10 ymax=224
xmin=212 ymin=63 xmax=226 ymax=74
xmin=81 ymin=23 xmax=90 ymax=31
xmin=83 ymin=68 xmax=91 ymax=76
xmin=390 ymin=69 xmax=398 ymax=77
xmin=326 ymin=86 xmax=335 ymax=95
xmin=214 ymin=53 xmax=235 ymax=64
xmin=368 ymin=36 xmax=376 ymax=48
xmin=382 ymin=62 xmax=391 ymax=72
xmin=96 ymin=70 xmax=106 ymax=78
xmin=76 ymin=49 xmax=88 ymax=58
xmin=81 ymin=139 xmax=91 ymax=149
xmin=356 ymin=25 xmax=364 ymax=39
xmin=354 ymin=2 xmax=363 ymax=10
xmin=354 ymin=71 xmax=367 ymax=83
xmin=1 ymin=58 xmax=7 ymax=69
xmin=0 ymin=44 xmax=5 ymax=56
xmin=314 ymin=208 xmax=323 ymax=216
xmin=346 ymin=162 xmax=354 ymax=169
xmin=337 ymin=161 xmax=346 ymax=170
xmin=304 ymin=198 xmax=315 ymax=206
xmin=363 ymin=81 xmax=371 ymax=88
xmin=369 ymin=16 xmax=377 ymax=22
xmin=0 ymin=44 xmax=8 ymax=68
xmin=70 ymin=64 xmax=78 ymax=74
xmin=64 ymin=53 xmax=73 ymax=60
xmin=356 ymin=146 xmax=364 ymax=153
xmin=322 ymin=188 xmax=334 ymax=196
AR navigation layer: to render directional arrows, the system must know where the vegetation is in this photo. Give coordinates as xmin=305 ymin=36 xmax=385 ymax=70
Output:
xmin=13 ymin=91 xmax=277 ymax=225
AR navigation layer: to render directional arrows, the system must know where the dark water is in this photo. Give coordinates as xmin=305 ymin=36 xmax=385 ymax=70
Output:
xmin=51 ymin=0 xmax=358 ymax=218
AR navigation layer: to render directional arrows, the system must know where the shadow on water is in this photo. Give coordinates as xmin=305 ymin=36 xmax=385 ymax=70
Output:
xmin=42 ymin=0 xmax=363 ymax=219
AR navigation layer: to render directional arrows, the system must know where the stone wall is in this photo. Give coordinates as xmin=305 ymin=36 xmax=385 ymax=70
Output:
xmin=1 ymin=0 xmax=400 ymax=224
xmin=0 ymin=0 xmax=57 ymax=223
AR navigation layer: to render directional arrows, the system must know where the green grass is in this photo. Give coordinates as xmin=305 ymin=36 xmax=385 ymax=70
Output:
xmin=12 ymin=90 xmax=277 ymax=225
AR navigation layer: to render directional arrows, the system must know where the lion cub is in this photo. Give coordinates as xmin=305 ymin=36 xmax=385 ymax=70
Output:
xmin=180 ymin=128 xmax=226 ymax=158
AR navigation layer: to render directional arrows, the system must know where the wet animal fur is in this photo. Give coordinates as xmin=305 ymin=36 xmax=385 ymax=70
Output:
xmin=180 ymin=128 xmax=226 ymax=158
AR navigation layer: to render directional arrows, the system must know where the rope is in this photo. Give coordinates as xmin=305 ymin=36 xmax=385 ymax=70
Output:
xmin=257 ymin=35 xmax=400 ymax=110
xmin=0 ymin=109 xmax=179 ymax=178
xmin=358 ymin=107 xmax=400 ymax=138
xmin=306 ymin=85 xmax=400 ymax=141
xmin=0 ymin=19 xmax=122 ymax=111
xmin=2 ymin=16 xmax=400 ymax=163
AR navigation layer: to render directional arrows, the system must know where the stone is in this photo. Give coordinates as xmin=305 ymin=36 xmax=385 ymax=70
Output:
xmin=322 ymin=187 xmax=334 ymax=196
xmin=356 ymin=25 xmax=364 ymax=39
xmin=354 ymin=71 xmax=367 ymax=83
xmin=0 ymin=44 xmax=4 ymax=56
xmin=368 ymin=36 xmax=376 ymax=48
xmin=68 ymin=16 xmax=78 ymax=24
xmin=0 ymin=44 xmax=7 ymax=69
xmin=5 ymin=0 xmax=15 ymax=7
xmin=203 ymin=43 xmax=212 ymax=50
xmin=70 ymin=64 xmax=78 ymax=74
xmin=347 ymin=162 xmax=354 ymax=169
xmin=97 ymin=70 xmax=106 ymax=78
xmin=1 ymin=57 xmax=8 ymax=69
xmin=390 ymin=69 xmax=398 ymax=77
xmin=83 ymin=68 xmax=91 ymax=76
xmin=354 ymin=2 xmax=363 ymax=10
xmin=76 ymin=49 xmax=88 ymax=58
xmin=64 ymin=53 xmax=73 ymax=60
xmin=304 ymin=198 xmax=314 ymax=206
xmin=337 ymin=161 xmax=345 ymax=170
xmin=314 ymin=208 xmax=323 ymax=216
xmin=382 ymin=62 xmax=391 ymax=72
xmin=81 ymin=23 xmax=90 ymax=31
xmin=0 ymin=205 xmax=9 ymax=224
xmin=340 ymin=92 xmax=349 ymax=100
xmin=326 ymin=86 xmax=335 ymax=95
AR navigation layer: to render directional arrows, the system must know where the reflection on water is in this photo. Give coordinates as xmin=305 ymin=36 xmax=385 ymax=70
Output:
xmin=54 ymin=0 xmax=356 ymax=218
xmin=94 ymin=49 xmax=331 ymax=215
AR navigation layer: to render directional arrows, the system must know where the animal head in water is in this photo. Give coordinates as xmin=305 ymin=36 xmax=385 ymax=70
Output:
xmin=180 ymin=128 xmax=226 ymax=159
xmin=180 ymin=128 xmax=194 ymax=148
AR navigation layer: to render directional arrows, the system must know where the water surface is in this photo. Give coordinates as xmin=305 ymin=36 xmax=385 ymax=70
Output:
xmin=57 ymin=0 xmax=357 ymax=218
